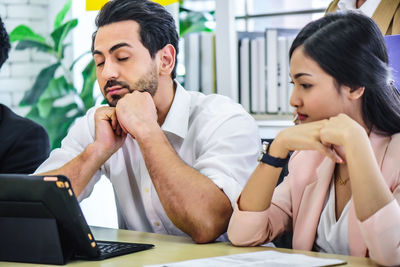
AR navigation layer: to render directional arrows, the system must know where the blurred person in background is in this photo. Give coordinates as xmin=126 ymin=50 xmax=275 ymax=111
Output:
xmin=0 ymin=16 xmax=50 ymax=174
xmin=326 ymin=0 xmax=400 ymax=35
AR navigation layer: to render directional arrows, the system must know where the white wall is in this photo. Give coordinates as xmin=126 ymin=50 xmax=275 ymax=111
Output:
xmin=0 ymin=0 xmax=51 ymax=115
xmin=79 ymin=175 xmax=117 ymax=228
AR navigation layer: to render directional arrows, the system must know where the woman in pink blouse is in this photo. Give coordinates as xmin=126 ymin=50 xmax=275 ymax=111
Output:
xmin=228 ymin=12 xmax=400 ymax=266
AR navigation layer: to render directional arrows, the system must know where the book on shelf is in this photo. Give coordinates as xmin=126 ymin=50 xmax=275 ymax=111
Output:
xmin=250 ymin=38 xmax=259 ymax=113
xmin=183 ymin=31 xmax=216 ymax=94
xmin=184 ymin=33 xmax=200 ymax=92
xmin=237 ymin=32 xmax=264 ymax=113
xmin=200 ymin=31 xmax=216 ymax=95
xmin=183 ymin=28 xmax=299 ymax=115
xmin=266 ymin=29 xmax=278 ymax=113
xmin=278 ymin=36 xmax=289 ymax=114
xmin=277 ymin=35 xmax=296 ymax=114
xmin=238 ymin=38 xmax=250 ymax=112
xmin=237 ymin=29 xmax=298 ymax=115
xmin=257 ymin=37 xmax=266 ymax=114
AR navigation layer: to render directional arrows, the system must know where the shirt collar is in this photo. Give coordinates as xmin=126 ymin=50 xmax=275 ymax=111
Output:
xmin=160 ymin=80 xmax=190 ymax=139
xmin=337 ymin=0 xmax=380 ymax=17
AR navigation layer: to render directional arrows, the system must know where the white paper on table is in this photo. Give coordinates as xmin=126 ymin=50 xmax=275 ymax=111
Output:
xmin=143 ymin=250 xmax=346 ymax=267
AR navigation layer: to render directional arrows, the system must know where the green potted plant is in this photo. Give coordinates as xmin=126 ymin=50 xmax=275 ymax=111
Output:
xmin=9 ymin=0 xmax=98 ymax=149
xmin=179 ymin=1 xmax=214 ymax=36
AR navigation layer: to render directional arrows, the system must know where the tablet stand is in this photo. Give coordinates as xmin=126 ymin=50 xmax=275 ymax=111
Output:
xmin=0 ymin=216 xmax=73 ymax=265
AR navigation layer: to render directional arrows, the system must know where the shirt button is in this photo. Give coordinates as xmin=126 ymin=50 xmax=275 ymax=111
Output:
xmin=144 ymin=188 xmax=150 ymax=193
xmin=154 ymin=221 xmax=160 ymax=227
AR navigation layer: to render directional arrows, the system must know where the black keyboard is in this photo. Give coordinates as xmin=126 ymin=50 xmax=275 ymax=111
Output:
xmin=74 ymin=240 xmax=154 ymax=260
xmin=96 ymin=240 xmax=154 ymax=259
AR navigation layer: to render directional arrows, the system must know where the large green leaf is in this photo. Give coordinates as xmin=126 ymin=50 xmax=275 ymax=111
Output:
xmin=9 ymin=25 xmax=47 ymax=43
xmin=80 ymin=59 xmax=97 ymax=110
xmin=15 ymin=40 xmax=53 ymax=53
xmin=13 ymin=0 xmax=99 ymax=150
xmin=54 ymin=0 xmax=72 ymax=29
xmin=61 ymin=42 xmax=72 ymax=58
xmin=37 ymin=76 xmax=76 ymax=117
xmin=26 ymin=103 xmax=82 ymax=149
xmin=51 ymin=19 xmax=78 ymax=58
xmin=180 ymin=22 xmax=212 ymax=36
xmin=52 ymin=114 xmax=79 ymax=148
xmin=179 ymin=9 xmax=213 ymax=36
xmin=19 ymin=63 xmax=61 ymax=106
xmin=48 ymin=105 xmax=82 ymax=149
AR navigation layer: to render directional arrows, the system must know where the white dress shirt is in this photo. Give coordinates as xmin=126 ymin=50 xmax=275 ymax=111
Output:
xmin=314 ymin=179 xmax=350 ymax=255
xmin=337 ymin=0 xmax=381 ymax=17
xmin=35 ymin=81 xmax=261 ymax=239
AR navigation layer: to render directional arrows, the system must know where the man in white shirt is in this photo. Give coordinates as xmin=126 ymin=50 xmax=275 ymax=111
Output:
xmin=35 ymin=0 xmax=260 ymax=243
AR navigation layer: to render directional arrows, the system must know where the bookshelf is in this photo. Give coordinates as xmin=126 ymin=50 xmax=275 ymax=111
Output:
xmin=214 ymin=1 xmax=327 ymax=101
xmin=184 ymin=1 xmax=329 ymax=138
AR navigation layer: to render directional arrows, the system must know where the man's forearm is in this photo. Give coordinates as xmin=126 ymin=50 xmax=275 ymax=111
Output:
xmin=38 ymin=143 xmax=110 ymax=197
xmin=137 ymin=126 xmax=232 ymax=243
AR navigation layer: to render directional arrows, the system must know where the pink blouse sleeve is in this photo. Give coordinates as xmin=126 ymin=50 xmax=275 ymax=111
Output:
xmin=358 ymin=197 xmax=400 ymax=266
xmin=228 ymin=179 xmax=293 ymax=246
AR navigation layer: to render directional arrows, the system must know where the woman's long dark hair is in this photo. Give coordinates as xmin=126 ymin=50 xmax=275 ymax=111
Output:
xmin=289 ymin=12 xmax=400 ymax=135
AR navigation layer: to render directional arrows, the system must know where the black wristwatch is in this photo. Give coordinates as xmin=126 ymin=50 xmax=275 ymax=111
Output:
xmin=258 ymin=141 xmax=290 ymax=168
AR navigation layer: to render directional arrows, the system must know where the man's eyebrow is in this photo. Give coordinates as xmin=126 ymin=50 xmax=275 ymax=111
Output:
xmin=92 ymin=42 xmax=132 ymax=56
xmin=92 ymin=50 xmax=102 ymax=56
xmin=293 ymin=73 xmax=312 ymax=79
xmin=109 ymin=42 xmax=132 ymax=53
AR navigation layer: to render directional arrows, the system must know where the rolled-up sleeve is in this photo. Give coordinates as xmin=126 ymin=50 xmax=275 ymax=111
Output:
xmin=228 ymin=201 xmax=270 ymax=246
xmin=34 ymin=106 xmax=102 ymax=201
xmin=192 ymin=111 xmax=260 ymax=207
xmin=228 ymin=176 xmax=293 ymax=246
xmin=358 ymin=197 xmax=400 ymax=266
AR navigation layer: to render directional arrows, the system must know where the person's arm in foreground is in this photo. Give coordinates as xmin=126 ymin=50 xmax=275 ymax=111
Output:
xmin=228 ymin=119 xmax=340 ymax=245
xmin=239 ymin=119 xmax=340 ymax=211
xmin=38 ymin=107 xmax=126 ymax=197
xmin=320 ymin=114 xmax=394 ymax=221
xmin=116 ymin=91 xmax=242 ymax=243
xmin=321 ymin=114 xmax=400 ymax=266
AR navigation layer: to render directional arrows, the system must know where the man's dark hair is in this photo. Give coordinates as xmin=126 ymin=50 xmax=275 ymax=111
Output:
xmin=92 ymin=0 xmax=179 ymax=79
xmin=289 ymin=12 xmax=400 ymax=135
xmin=0 ymin=16 xmax=11 ymax=69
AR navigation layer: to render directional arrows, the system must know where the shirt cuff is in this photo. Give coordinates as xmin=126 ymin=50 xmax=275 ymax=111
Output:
xmin=358 ymin=199 xmax=400 ymax=265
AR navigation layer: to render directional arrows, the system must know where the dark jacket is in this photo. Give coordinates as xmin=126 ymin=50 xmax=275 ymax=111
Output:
xmin=0 ymin=104 xmax=50 ymax=173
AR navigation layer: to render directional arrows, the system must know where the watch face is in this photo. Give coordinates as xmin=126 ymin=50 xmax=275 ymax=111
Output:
xmin=262 ymin=141 xmax=269 ymax=153
xmin=258 ymin=141 xmax=270 ymax=161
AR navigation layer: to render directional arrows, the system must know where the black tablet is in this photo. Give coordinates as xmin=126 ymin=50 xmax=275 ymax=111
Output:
xmin=0 ymin=174 xmax=154 ymax=265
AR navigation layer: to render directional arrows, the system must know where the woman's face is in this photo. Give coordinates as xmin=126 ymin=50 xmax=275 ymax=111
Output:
xmin=289 ymin=46 xmax=352 ymax=124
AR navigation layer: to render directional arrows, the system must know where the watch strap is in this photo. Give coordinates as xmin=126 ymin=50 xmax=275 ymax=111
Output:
xmin=259 ymin=141 xmax=290 ymax=168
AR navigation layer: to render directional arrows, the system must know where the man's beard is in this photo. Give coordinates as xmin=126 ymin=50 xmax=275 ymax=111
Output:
xmin=105 ymin=65 xmax=158 ymax=107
